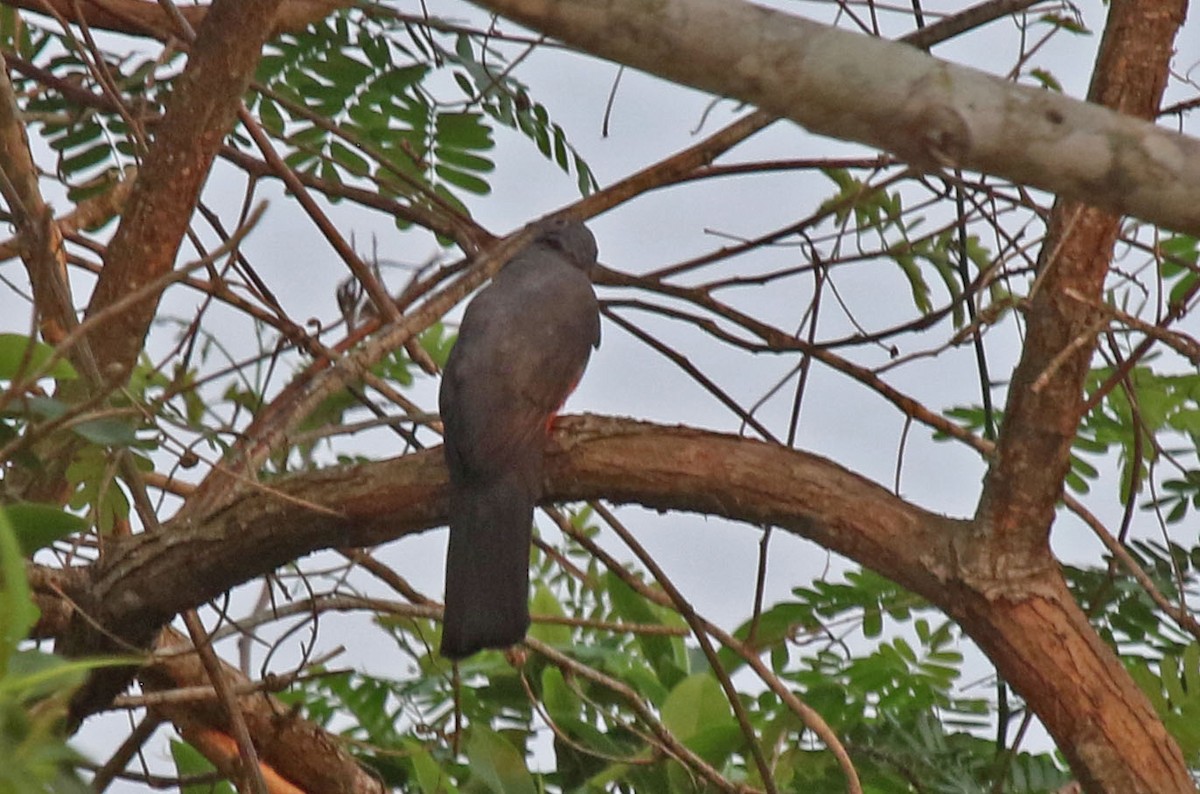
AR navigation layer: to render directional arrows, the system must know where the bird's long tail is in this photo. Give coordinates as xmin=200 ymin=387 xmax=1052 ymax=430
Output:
xmin=440 ymin=471 xmax=535 ymax=659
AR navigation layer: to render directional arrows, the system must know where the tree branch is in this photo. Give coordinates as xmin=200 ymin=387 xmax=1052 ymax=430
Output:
xmin=1 ymin=0 xmax=349 ymax=39
xmin=44 ymin=415 xmax=1191 ymax=791
xmin=0 ymin=51 xmax=74 ymax=345
xmin=80 ymin=0 xmax=285 ymax=381
xmin=140 ymin=628 xmax=385 ymax=794
xmin=976 ymin=0 xmax=1187 ymax=559
xmin=969 ymin=3 xmax=1191 ymax=788
xmin=467 ymin=0 xmax=1200 ymax=236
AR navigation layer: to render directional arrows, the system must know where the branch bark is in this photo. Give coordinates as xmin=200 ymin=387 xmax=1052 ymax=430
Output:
xmin=80 ymin=0 xmax=285 ymax=381
xmin=2 ymin=0 xmax=349 ymax=39
xmin=968 ymin=1 xmax=1190 ymax=789
xmin=140 ymin=628 xmax=385 ymax=794
xmin=977 ymin=0 xmax=1187 ymax=556
xmin=467 ymin=0 xmax=1200 ymax=236
xmin=43 ymin=415 xmax=1190 ymax=791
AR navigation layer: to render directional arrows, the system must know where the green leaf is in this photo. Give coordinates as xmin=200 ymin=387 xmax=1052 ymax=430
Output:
xmin=258 ymin=96 xmax=285 ymax=135
xmin=1173 ymin=276 xmax=1200 ymax=310
xmin=437 ymin=112 xmax=492 ymax=150
xmin=0 ymin=334 xmax=77 ymax=381
xmin=541 ymin=666 xmax=578 ymax=723
xmin=0 ymin=503 xmax=87 ymax=554
xmin=330 ymin=140 xmax=371 ymax=177
xmin=360 ymin=33 xmax=391 ymax=69
xmin=407 ymin=737 xmax=457 ymax=793
xmin=435 ymin=147 xmax=494 ymax=173
xmin=60 ymin=142 xmax=114 ymax=175
xmin=862 ymin=606 xmax=883 ymax=638
xmin=1160 ymin=234 xmax=1199 ymax=269
xmin=1038 ymin=11 xmax=1091 ymax=34
xmin=434 ymin=163 xmax=491 ymax=195
xmin=48 ymin=120 xmax=102 ymax=152
xmin=889 ymin=247 xmax=933 ymax=314
xmin=660 ymin=673 xmax=736 ymax=743
xmin=171 ymin=739 xmax=236 ymax=794
xmin=311 ymin=51 xmax=372 ymax=86
xmin=465 ymin=726 xmax=536 ymax=794
xmin=606 ymin=572 xmax=684 ymax=687
xmin=420 ymin=322 xmax=455 ymax=369
xmin=0 ymin=650 xmax=105 ymax=702
xmin=70 ymin=417 xmax=139 ymax=447
xmin=1028 ymin=67 xmax=1063 ymax=92
xmin=528 ymin=583 xmax=571 ymax=648
xmin=0 ymin=509 xmax=38 ymax=670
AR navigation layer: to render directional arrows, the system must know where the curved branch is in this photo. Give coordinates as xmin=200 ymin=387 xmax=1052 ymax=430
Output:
xmin=69 ymin=417 xmax=960 ymax=646
xmin=57 ymin=414 xmax=960 ymax=726
xmin=46 ymin=415 xmax=1190 ymax=791
xmin=469 ymin=0 xmax=1200 ymax=236
xmin=0 ymin=423 xmax=1028 ymax=775
xmin=1 ymin=0 xmax=348 ymax=39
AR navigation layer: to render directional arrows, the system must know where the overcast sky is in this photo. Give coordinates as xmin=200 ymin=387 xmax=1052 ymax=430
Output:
xmin=6 ymin=0 xmax=1199 ymax=786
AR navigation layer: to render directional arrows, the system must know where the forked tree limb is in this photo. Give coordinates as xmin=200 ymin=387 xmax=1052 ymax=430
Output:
xmin=40 ymin=415 xmax=1189 ymax=792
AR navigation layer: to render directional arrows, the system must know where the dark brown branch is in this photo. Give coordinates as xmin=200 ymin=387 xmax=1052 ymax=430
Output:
xmin=46 ymin=413 xmax=1194 ymax=792
xmin=140 ymin=628 xmax=385 ymax=794
xmin=969 ymin=0 xmax=1191 ymax=790
xmin=1 ymin=0 xmax=349 ymax=39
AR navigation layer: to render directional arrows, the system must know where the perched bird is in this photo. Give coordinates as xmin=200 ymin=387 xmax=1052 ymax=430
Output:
xmin=438 ymin=219 xmax=601 ymax=659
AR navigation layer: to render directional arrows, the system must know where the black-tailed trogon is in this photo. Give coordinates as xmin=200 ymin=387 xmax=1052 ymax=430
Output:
xmin=438 ymin=219 xmax=600 ymax=658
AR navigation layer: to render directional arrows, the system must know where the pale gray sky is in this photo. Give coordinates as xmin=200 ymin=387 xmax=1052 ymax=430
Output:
xmin=9 ymin=0 xmax=1199 ymax=786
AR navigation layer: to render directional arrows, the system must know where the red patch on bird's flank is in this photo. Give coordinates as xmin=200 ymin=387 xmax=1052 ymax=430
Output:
xmin=545 ymin=373 xmax=583 ymax=434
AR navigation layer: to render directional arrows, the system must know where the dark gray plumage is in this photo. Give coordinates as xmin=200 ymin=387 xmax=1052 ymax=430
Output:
xmin=439 ymin=220 xmax=600 ymax=658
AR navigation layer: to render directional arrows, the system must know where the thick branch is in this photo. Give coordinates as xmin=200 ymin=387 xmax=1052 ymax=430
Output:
xmin=43 ymin=416 xmax=1184 ymax=791
xmin=468 ymin=0 xmax=1200 ymax=236
xmin=81 ymin=0 xmax=284 ymax=380
xmin=959 ymin=580 xmax=1187 ymax=794
xmin=973 ymin=4 xmax=1190 ymax=788
xmin=2 ymin=0 xmax=349 ymax=38
xmin=140 ymin=628 xmax=385 ymax=794
xmin=63 ymin=418 xmax=958 ymax=658
xmin=976 ymin=0 xmax=1187 ymax=558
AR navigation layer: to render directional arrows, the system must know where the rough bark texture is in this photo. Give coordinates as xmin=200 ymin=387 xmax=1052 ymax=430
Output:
xmin=56 ymin=0 xmax=287 ymax=726
xmin=81 ymin=0 xmax=285 ymax=380
xmin=977 ymin=0 xmax=1187 ymax=560
xmin=40 ymin=416 xmax=1190 ymax=792
xmin=5 ymin=0 xmax=348 ymax=39
xmin=971 ymin=0 xmax=1190 ymax=789
xmin=140 ymin=628 xmax=385 ymax=794
xmin=468 ymin=0 xmax=1200 ymax=236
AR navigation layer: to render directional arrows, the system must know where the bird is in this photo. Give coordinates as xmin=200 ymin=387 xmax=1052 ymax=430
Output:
xmin=438 ymin=219 xmax=601 ymax=659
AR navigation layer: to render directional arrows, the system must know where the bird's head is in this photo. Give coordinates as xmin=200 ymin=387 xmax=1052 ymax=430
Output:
xmin=534 ymin=218 xmax=598 ymax=274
